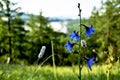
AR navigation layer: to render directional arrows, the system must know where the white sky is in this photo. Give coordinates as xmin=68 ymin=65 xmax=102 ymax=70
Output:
xmin=11 ymin=0 xmax=102 ymax=19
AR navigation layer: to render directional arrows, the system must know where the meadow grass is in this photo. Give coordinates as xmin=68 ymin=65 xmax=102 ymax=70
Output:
xmin=0 ymin=64 xmax=119 ymax=80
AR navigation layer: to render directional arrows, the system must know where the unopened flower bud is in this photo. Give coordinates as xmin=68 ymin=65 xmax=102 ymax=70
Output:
xmin=38 ymin=46 xmax=46 ymax=59
xmin=81 ymin=39 xmax=87 ymax=47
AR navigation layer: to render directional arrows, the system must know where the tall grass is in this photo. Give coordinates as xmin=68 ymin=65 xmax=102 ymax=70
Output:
xmin=0 ymin=64 xmax=119 ymax=80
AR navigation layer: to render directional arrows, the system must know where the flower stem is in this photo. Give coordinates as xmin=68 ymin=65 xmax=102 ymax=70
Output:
xmin=51 ymin=39 xmax=57 ymax=80
xmin=87 ymin=67 xmax=92 ymax=80
xmin=78 ymin=3 xmax=82 ymax=80
xmin=118 ymin=57 xmax=119 ymax=80
xmin=107 ymin=70 xmax=109 ymax=80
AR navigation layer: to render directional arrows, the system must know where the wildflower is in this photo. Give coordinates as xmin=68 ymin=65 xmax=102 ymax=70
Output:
xmin=69 ymin=30 xmax=80 ymax=41
xmin=81 ymin=39 xmax=87 ymax=47
xmin=84 ymin=25 xmax=95 ymax=37
xmin=87 ymin=57 xmax=95 ymax=70
xmin=38 ymin=46 xmax=46 ymax=59
xmin=65 ymin=41 xmax=74 ymax=52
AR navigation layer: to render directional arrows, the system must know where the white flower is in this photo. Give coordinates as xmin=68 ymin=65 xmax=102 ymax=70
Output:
xmin=38 ymin=46 xmax=46 ymax=59
xmin=81 ymin=39 xmax=87 ymax=47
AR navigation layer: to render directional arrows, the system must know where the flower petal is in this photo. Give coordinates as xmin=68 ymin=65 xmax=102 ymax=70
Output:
xmin=65 ymin=41 xmax=74 ymax=52
xmin=85 ymin=25 xmax=95 ymax=37
xmin=69 ymin=30 xmax=80 ymax=41
xmin=87 ymin=57 xmax=95 ymax=70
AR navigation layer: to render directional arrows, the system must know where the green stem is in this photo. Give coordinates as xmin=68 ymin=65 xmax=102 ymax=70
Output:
xmin=118 ymin=57 xmax=119 ymax=80
xmin=107 ymin=72 xmax=109 ymax=80
xmin=30 ymin=55 xmax=53 ymax=80
xmin=118 ymin=65 xmax=120 ymax=80
xmin=78 ymin=3 xmax=82 ymax=80
xmin=40 ymin=55 xmax=52 ymax=66
xmin=51 ymin=39 xmax=57 ymax=80
xmin=87 ymin=67 xmax=92 ymax=80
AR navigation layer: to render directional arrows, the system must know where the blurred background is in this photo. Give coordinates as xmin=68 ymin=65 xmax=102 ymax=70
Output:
xmin=0 ymin=0 xmax=120 ymax=66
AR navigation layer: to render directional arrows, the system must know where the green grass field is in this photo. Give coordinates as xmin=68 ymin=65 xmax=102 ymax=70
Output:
xmin=0 ymin=64 xmax=120 ymax=80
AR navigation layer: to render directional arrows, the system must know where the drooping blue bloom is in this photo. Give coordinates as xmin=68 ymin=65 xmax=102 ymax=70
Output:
xmin=85 ymin=25 xmax=95 ymax=37
xmin=87 ymin=57 xmax=95 ymax=71
xmin=65 ymin=41 xmax=74 ymax=52
xmin=69 ymin=30 xmax=80 ymax=41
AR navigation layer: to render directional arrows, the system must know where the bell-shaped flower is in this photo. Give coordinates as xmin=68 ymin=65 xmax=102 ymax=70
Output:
xmin=85 ymin=25 xmax=95 ymax=37
xmin=69 ymin=30 xmax=80 ymax=41
xmin=87 ymin=57 xmax=95 ymax=71
xmin=65 ymin=41 xmax=74 ymax=52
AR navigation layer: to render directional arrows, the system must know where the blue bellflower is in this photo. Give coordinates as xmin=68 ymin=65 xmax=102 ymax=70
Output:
xmin=65 ymin=41 xmax=74 ymax=52
xmin=85 ymin=25 xmax=95 ymax=37
xmin=69 ymin=30 xmax=80 ymax=41
xmin=87 ymin=57 xmax=95 ymax=71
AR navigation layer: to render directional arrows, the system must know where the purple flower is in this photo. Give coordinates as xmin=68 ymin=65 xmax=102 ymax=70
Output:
xmin=69 ymin=30 xmax=80 ymax=41
xmin=85 ymin=25 xmax=95 ymax=37
xmin=87 ymin=57 xmax=95 ymax=71
xmin=65 ymin=41 xmax=74 ymax=52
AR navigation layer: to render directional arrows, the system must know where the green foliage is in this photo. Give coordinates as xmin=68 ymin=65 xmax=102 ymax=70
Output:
xmin=0 ymin=0 xmax=28 ymax=63
xmin=0 ymin=0 xmax=67 ymax=65
xmin=89 ymin=0 xmax=120 ymax=63
xmin=25 ymin=12 xmax=67 ymax=65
